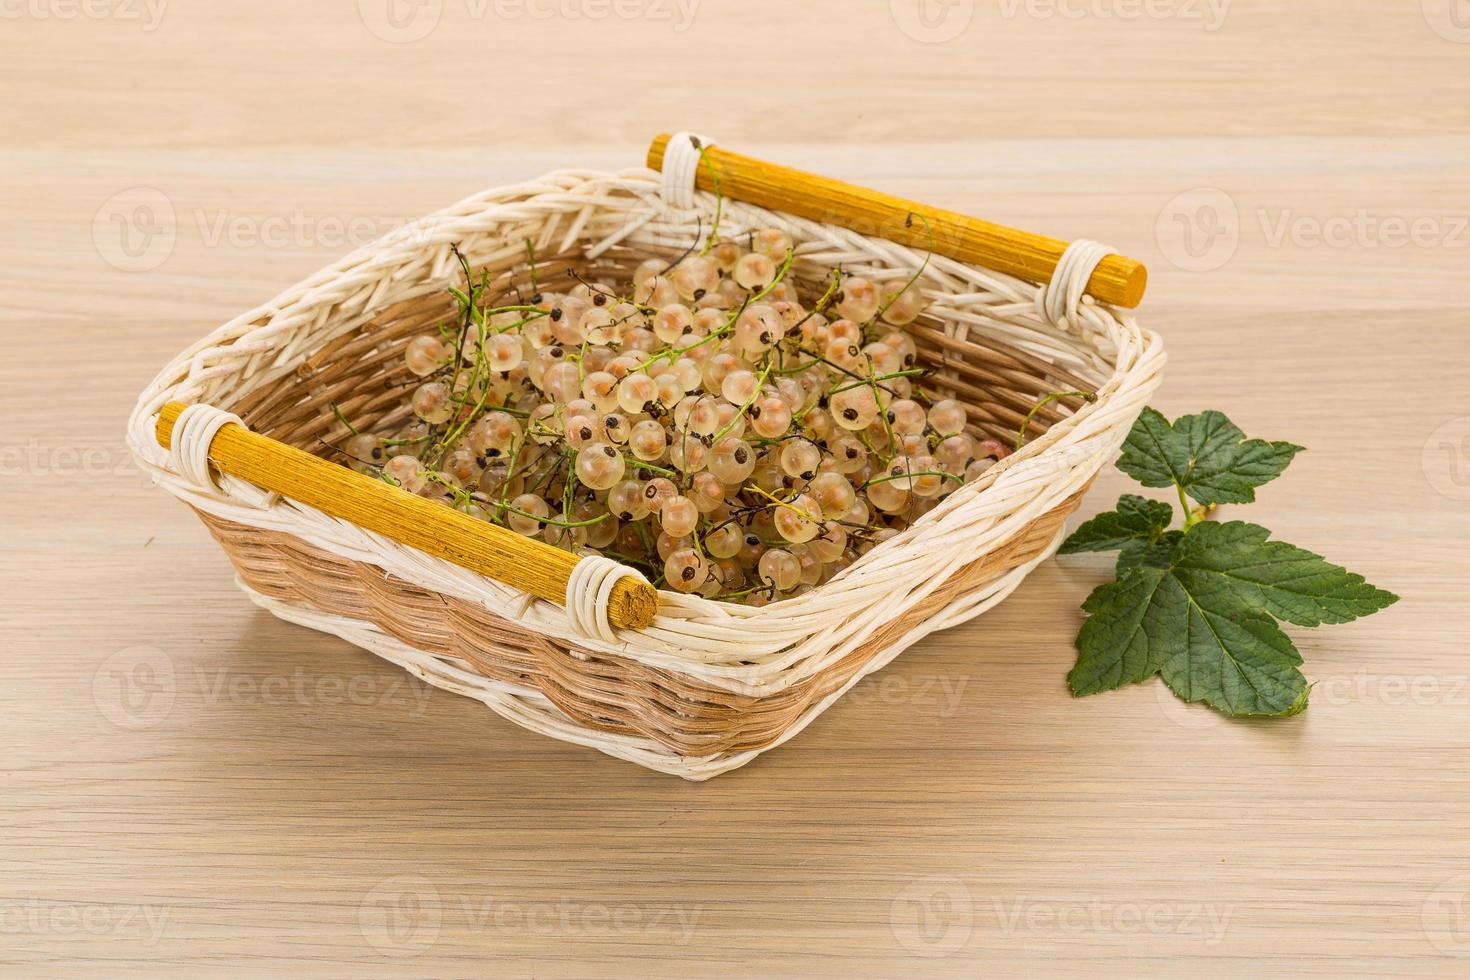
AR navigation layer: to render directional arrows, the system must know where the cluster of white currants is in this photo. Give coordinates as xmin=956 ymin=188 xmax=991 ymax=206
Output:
xmin=337 ymin=232 xmax=1011 ymax=605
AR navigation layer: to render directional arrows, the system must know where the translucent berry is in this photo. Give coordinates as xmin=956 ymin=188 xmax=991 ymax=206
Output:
xmin=880 ymin=282 xmax=927 ymax=325
xmin=642 ymin=477 xmax=678 ymax=510
xmin=779 ymin=440 xmax=821 ymax=480
xmin=617 ymin=373 xmax=657 ymax=414
xmin=708 ymin=437 xmax=757 ymax=484
xmin=748 ymin=396 xmax=792 ymax=439
xmin=484 ymin=333 xmax=524 ymax=373
xmin=758 ymin=548 xmax=801 ymax=592
xmin=753 ymin=227 xmax=793 ymax=260
xmin=607 ymin=480 xmax=650 ymax=522
xmin=543 ymin=511 xmax=588 ymax=550
xmin=468 ymin=412 xmax=521 ymax=459
xmin=412 ymin=382 xmax=453 ymax=424
xmin=807 ymin=522 xmax=848 ymax=563
xmin=343 ymin=433 xmax=385 ymax=473
xmin=508 ymin=493 xmax=549 ymax=535
xmin=670 ymin=257 xmax=719 ymax=302
xmin=582 ymin=371 xmax=619 ymax=413
xmin=405 ymin=335 xmax=449 ymax=377
xmin=384 ymin=455 xmax=428 ymax=493
xmin=977 ymin=439 xmax=1013 ymax=461
xmin=935 ymin=434 xmax=975 ymax=473
xmin=690 ymin=471 xmax=726 ymax=513
xmin=653 ymin=304 xmax=693 ymax=344
xmin=685 ymin=396 xmax=721 ymax=437
xmin=574 ymin=442 xmax=626 ymax=491
xmin=773 ymin=494 xmax=821 ymax=544
xmin=563 ymin=414 xmax=600 ymax=450
xmin=866 ymin=478 xmax=909 ymax=513
xmin=721 ymin=369 xmax=762 ymax=406
xmin=634 ymin=274 xmax=678 ymax=308
xmin=665 ymin=548 xmax=710 ymax=593
xmin=835 ymin=277 xmax=880 ymax=322
xmin=734 ymin=252 xmax=777 ymax=291
xmin=705 ymin=522 xmax=743 ymax=559
xmin=734 ymin=304 xmax=784 ymax=355
xmin=667 ymin=435 xmax=708 ymax=475
xmin=927 ymin=399 xmax=967 ymax=436
xmin=710 ymin=241 xmax=744 ymax=273
xmin=599 ymin=413 xmax=629 ymax=446
xmin=543 ymin=361 xmax=582 ymax=404
xmin=659 ymin=495 xmax=699 ymax=537
xmin=907 ymin=456 xmax=946 ymax=498
xmin=831 ymin=386 xmax=879 ymax=431
xmin=889 ymin=399 xmax=926 ymax=436
xmin=807 ymin=472 xmax=856 ymax=519
xmin=629 ymin=419 xmax=668 ymax=461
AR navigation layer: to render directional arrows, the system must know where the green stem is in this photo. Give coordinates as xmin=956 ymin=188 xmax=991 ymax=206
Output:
xmin=1016 ymin=391 xmax=1096 ymax=450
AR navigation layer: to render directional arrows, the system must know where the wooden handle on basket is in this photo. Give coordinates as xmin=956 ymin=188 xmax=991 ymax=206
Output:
xmin=648 ymin=134 xmax=1148 ymax=309
xmin=155 ymin=402 xmax=659 ymax=630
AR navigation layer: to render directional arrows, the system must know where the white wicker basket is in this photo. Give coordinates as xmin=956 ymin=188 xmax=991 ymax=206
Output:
xmin=128 ymin=134 xmax=1165 ymax=779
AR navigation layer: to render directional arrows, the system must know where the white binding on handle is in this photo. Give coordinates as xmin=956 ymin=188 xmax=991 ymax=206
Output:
xmin=169 ymin=403 xmax=245 ymax=492
xmin=1040 ymin=238 xmax=1114 ymax=329
xmin=565 ymin=554 xmax=651 ymax=644
xmin=661 ymin=131 xmax=716 ymax=209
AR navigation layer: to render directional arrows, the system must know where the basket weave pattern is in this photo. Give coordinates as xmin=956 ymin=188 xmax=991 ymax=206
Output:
xmin=128 ymin=167 xmax=1165 ymax=779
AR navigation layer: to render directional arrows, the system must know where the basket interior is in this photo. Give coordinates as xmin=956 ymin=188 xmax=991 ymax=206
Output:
xmin=224 ymin=243 xmax=1097 ymax=461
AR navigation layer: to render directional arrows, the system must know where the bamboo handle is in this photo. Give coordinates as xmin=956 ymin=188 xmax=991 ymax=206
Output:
xmin=155 ymin=403 xmax=659 ymax=630
xmin=648 ymin=134 xmax=1148 ymax=309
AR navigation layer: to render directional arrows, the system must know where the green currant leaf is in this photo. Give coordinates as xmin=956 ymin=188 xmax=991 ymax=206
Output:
xmin=1113 ymin=407 xmax=1185 ymax=491
xmin=1060 ymin=494 xmax=1173 ymax=556
xmin=1116 ymin=530 xmax=1183 ymax=575
xmin=1070 ymin=555 xmax=1309 ymax=715
xmin=1070 ymin=568 xmax=1174 ymax=696
xmin=1117 ymin=408 xmax=1304 ymax=506
xmin=1154 ymin=595 xmax=1308 ymax=716
xmin=1171 ymin=521 xmax=1400 ymax=627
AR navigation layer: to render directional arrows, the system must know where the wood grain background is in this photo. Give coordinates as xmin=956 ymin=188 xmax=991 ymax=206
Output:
xmin=3 ymin=1 xmax=1468 ymax=975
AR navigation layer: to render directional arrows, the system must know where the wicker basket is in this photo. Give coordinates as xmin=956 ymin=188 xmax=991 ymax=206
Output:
xmin=128 ymin=134 xmax=1165 ymax=779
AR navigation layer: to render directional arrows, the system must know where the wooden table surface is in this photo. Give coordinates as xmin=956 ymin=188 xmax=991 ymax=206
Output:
xmin=4 ymin=1 xmax=1468 ymax=975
